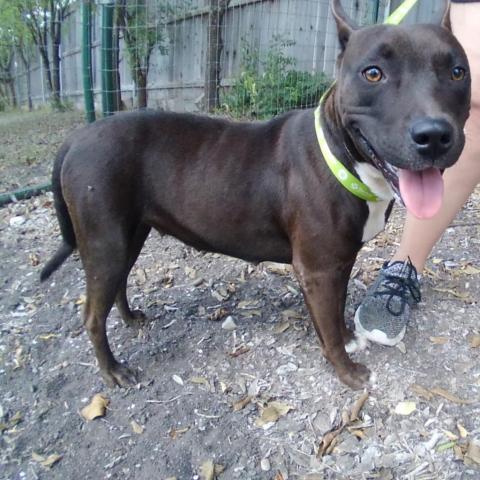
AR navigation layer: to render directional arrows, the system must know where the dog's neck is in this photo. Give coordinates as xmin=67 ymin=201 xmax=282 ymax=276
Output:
xmin=319 ymin=86 xmax=394 ymax=202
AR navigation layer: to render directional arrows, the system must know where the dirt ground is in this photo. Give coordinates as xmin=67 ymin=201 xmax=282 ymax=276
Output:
xmin=1 ymin=110 xmax=479 ymax=480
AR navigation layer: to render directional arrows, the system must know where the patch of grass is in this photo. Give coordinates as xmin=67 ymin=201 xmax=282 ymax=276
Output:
xmin=0 ymin=109 xmax=85 ymax=192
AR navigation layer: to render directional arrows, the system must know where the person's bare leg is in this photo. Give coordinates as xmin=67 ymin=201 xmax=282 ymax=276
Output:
xmin=355 ymin=3 xmax=480 ymax=346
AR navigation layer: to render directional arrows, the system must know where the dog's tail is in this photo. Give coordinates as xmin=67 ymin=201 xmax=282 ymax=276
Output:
xmin=40 ymin=143 xmax=77 ymax=282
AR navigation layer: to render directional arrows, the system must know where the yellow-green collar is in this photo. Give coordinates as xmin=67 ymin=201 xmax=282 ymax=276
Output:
xmin=314 ymin=0 xmax=419 ymax=203
xmin=314 ymin=104 xmax=379 ymax=202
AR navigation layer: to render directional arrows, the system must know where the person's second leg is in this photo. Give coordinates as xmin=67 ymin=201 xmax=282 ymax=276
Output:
xmin=355 ymin=2 xmax=480 ymax=345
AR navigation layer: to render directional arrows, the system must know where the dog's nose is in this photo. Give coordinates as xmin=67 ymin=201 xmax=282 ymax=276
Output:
xmin=410 ymin=118 xmax=453 ymax=158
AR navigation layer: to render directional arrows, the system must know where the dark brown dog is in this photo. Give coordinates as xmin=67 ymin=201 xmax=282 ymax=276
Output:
xmin=41 ymin=0 xmax=470 ymax=389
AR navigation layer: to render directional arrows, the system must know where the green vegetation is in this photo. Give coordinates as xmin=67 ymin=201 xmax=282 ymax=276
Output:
xmin=221 ymin=37 xmax=332 ymax=119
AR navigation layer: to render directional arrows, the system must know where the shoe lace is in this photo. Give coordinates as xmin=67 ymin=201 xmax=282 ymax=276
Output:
xmin=374 ymin=260 xmax=421 ymax=317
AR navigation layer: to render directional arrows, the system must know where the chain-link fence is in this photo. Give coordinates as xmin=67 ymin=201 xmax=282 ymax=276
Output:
xmin=3 ymin=0 xmax=441 ymax=119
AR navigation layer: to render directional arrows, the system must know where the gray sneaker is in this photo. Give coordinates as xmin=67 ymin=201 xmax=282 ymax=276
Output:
xmin=354 ymin=258 xmax=421 ymax=346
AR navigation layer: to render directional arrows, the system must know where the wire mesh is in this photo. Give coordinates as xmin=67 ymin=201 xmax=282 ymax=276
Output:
xmin=3 ymin=0 xmax=442 ymax=119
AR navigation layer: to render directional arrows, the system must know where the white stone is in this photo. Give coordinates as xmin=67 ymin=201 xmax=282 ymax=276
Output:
xmin=221 ymin=316 xmax=237 ymax=330
xmin=9 ymin=216 xmax=26 ymax=227
xmin=260 ymin=458 xmax=270 ymax=471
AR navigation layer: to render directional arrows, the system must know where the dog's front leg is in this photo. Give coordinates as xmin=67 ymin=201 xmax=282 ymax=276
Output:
xmin=292 ymin=252 xmax=370 ymax=390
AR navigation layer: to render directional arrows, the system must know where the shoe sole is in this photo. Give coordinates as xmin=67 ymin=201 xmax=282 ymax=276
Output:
xmin=354 ymin=307 xmax=405 ymax=347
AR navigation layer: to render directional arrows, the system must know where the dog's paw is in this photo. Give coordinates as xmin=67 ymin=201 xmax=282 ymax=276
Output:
xmin=101 ymin=363 xmax=138 ymax=388
xmin=122 ymin=309 xmax=147 ymax=328
xmin=338 ymin=362 xmax=370 ymax=390
xmin=345 ymin=333 xmax=369 ymax=353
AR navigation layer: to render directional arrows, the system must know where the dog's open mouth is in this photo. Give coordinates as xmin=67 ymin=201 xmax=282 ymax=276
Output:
xmin=356 ymin=131 xmax=444 ymax=219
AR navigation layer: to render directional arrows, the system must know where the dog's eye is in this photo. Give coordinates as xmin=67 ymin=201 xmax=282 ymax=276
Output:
xmin=362 ymin=66 xmax=383 ymax=83
xmin=451 ymin=66 xmax=466 ymax=81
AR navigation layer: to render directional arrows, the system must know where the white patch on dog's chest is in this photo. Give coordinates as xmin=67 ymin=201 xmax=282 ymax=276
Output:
xmin=354 ymin=162 xmax=394 ymax=243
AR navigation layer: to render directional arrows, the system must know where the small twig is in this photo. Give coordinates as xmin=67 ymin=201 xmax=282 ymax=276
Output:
xmin=76 ymin=362 xmax=95 ymax=368
xmin=146 ymin=393 xmax=192 ymax=404
xmin=450 ymin=222 xmax=480 ymax=228
xmin=194 ymin=411 xmax=221 ymax=419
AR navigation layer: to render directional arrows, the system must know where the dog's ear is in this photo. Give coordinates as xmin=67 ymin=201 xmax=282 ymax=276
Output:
xmin=331 ymin=0 xmax=357 ymax=50
xmin=439 ymin=0 xmax=451 ymax=31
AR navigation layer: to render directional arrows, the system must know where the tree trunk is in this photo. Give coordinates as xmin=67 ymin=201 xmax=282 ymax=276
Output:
xmin=204 ymin=0 xmax=229 ymax=112
xmin=8 ymin=79 xmax=17 ymax=108
xmin=51 ymin=45 xmax=61 ymax=106
xmin=112 ymin=23 xmax=122 ymax=110
xmin=26 ymin=63 xmax=33 ymax=111
xmin=51 ymin=13 xmax=62 ymax=108
xmin=39 ymin=46 xmax=54 ymax=96
xmin=136 ymin=69 xmax=147 ymax=109
xmin=18 ymin=47 xmax=33 ymax=111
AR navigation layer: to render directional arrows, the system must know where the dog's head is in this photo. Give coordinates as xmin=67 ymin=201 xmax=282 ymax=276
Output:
xmin=331 ymin=0 xmax=471 ymax=218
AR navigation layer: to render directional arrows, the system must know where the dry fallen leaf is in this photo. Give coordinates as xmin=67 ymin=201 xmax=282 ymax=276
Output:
xmin=135 ymin=268 xmax=147 ymax=284
xmin=410 ymin=384 xmax=434 ymax=401
xmin=394 ymin=401 xmax=416 ymax=416
xmin=190 ymin=376 xmax=210 ymax=388
xmin=431 ymin=287 xmax=471 ymax=301
xmin=457 ymin=423 xmax=468 ymax=438
xmin=430 ymin=387 xmax=475 ymax=405
xmin=219 ymin=381 xmax=229 ymax=394
xmin=454 ymin=444 xmax=465 ymax=461
xmin=75 ymin=294 xmax=86 ymax=305
xmin=80 ymin=394 xmax=109 ymax=421
xmin=240 ymin=309 xmax=262 ymax=318
xmin=214 ymin=464 xmax=225 ymax=476
xmin=169 ymin=426 xmax=189 ymax=439
xmin=237 ymin=300 xmax=259 ymax=309
xmin=32 ymin=452 xmax=62 ymax=469
xmin=184 ymin=266 xmax=197 ymax=279
xmin=429 ymin=336 xmax=448 ymax=345
xmin=443 ymin=430 xmax=459 ymax=441
xmin=131 ymin=420 xmax=144 ymax=434
xmin=264 ymin=262 xmax=292 ymax=275
xmin=350 ymin=391 xmax=369 ymax=422
xmin=200 ymin=460 xmax=215 ymax=480
xmin=0 ymin=411 xmax=22 ymax=433
xmin=462 ymin=264 xmax=480 ymax=275
xmin=207 ymin=307 xmax=228 ymax=322
xmin=38 ymin=333 xmax=60 ymax=340
xmin=468 ymin=335 xmax=480 ymax=349
xmin=29 ymin=252 xmax=40 ymax=266
xmin=464 ymin=440 xmax=480 ymax=466
xmin=255 ymin=401 xmax=292 ymax=427
xmin=350 ymin=429 xmax=367 ymax=440
xmin=319 ymin=430 xmax=341 ymax=456
xmin=229 ymin=345 xmax=250 ymax=357
xmin=232 ymin=396 xmax=252 ymax=412
xmin=273 ymin=322 xmax=290 ymax=334
xmin=281 ymin=309 xmax=303 ymax=321
xmin=318 ymin=391 xmax=372 ymax=457
xmin=199 ymin=460 xmax=224 ymax=480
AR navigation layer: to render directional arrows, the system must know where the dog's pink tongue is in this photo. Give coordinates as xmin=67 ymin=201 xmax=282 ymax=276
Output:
xmin=399 ymin=168 xmax=444 ymax=219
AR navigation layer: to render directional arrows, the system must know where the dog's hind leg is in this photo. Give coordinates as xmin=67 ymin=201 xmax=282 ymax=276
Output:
xmin=115 ymin=224 xmax=151 ymax=327
xmin=81 ymin=231 xmax=139 ymax=387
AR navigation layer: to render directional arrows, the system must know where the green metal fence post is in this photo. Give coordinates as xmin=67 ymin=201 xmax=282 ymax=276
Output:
xmin=101 ymin=0 xmax=115 ymax=116
xmin=82 ymin=0 xmax=96 ymax=123
xmin=374 ymin=0 xmax=381 ymax=23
